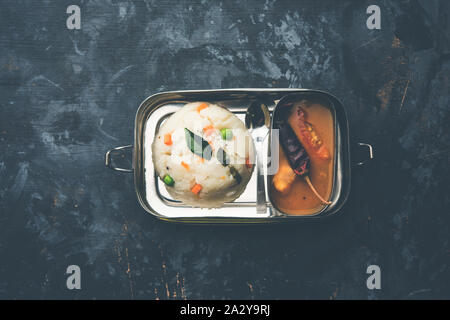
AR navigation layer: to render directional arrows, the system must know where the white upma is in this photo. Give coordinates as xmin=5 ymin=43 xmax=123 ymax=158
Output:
xmin=152 ymin=102 xmax=255 ymax=208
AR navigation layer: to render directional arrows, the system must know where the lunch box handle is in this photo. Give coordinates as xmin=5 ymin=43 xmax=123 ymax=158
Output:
xmin=355 ymin=143 xmax=374 ymax=166
xmin=105 ymin=145 xmax=134 ymax=173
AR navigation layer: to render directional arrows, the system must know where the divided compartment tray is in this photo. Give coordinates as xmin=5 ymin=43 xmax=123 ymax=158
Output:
xmin=130 ymin=89 xmax=351 ymax=223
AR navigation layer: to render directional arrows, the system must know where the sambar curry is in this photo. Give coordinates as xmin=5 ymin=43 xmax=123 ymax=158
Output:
xmin=269 ymin=99 xmax=335 ymax=215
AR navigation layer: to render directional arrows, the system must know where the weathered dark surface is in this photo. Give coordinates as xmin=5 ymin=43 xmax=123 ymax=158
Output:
xmin=0 ymin=0 xmax=449 ymax=299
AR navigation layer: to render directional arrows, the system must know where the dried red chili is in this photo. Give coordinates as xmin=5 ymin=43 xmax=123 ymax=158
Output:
xmin=277 ymin=111 xmax=331 ymax=205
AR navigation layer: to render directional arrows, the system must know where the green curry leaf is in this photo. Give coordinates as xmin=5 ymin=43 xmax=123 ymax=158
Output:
xmin=184 ymin=128 xmax=212 ymax=160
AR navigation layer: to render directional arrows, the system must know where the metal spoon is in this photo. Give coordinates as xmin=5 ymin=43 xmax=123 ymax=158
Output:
xmin=245 ymin=100 xmax=271 ymax=214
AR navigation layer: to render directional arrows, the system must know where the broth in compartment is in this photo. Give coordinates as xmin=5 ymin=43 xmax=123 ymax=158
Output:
xmin=269 ymin=98 xmax=335 ymax=215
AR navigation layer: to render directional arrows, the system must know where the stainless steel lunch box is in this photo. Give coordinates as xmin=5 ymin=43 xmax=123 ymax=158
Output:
xmin=105 ymin=89 xmax=374 ymax=223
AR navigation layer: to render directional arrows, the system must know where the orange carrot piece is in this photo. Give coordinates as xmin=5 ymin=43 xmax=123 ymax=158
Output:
xmin=203 ymin=124 xmax=215 ymax=136
xmin=181 ymin=161 xmax=190 ymax=170
xmin=191 ymin=183 xmax=202 ymax=195
xmin=164 ymin=133 xmax=172 ymax=145
xmin=196 ymin=103 xmax=208 ymax=112
xmin=203 ymin=124 xmax=214 ymax=131
xmin=197 ymin=157 xmax=205 ymax=164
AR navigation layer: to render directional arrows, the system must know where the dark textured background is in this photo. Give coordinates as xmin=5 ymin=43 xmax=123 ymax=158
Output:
xmin=0 ymin=0 xmax=449 ymax=299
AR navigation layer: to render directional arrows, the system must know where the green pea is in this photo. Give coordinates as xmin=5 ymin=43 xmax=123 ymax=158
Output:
xmin=163 ymin=174 xmax=174 ymax=186
xmin=220 ymin=128 xmax=233 ymax=140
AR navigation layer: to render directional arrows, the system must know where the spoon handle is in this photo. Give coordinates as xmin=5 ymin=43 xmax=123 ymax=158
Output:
xmin=255 ymin=135 xmax=267 ymax=214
